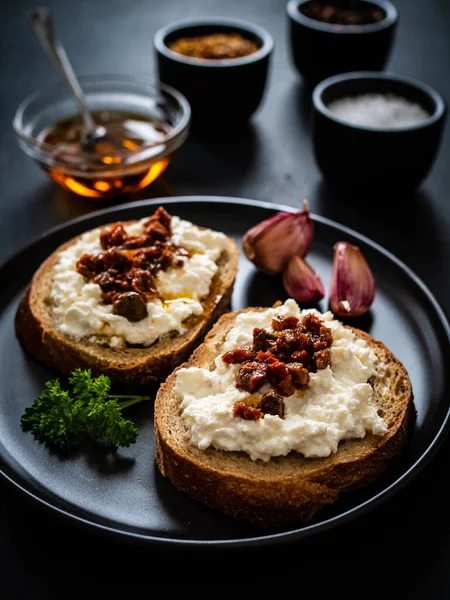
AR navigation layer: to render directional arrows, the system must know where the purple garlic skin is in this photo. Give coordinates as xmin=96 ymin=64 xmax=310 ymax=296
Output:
xmin=283 ymin=255 xmax=325 ymax=303
xmin=329 ymin=241 xmax=375 ymax=317
xmin=242 ymin=201 xmax=313 ymax=275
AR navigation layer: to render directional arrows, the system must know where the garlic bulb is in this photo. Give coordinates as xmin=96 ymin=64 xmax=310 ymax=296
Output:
xmin=242 ymin=201 xmax=313 ymax=275
xmin=329 ymin=242 xmax=375 ymax=317
xmin=283 ymin=255 xmax=325 ymax=303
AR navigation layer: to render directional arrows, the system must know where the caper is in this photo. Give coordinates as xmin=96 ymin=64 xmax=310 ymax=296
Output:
xmin=112 ymin=292 xmax=148 ymax=322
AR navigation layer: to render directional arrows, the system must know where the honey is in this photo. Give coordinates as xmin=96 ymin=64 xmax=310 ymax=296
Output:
xmin=36 ymin=110 xmax=172 ymax=198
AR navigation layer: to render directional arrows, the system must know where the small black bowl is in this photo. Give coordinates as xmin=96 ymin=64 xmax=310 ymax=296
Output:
xmin=287 ymin=0 xmax=398 ymax=85
xmin=154 ymin=18 xmax=273 ymax=128
xmin=311 ymin=72 xmax=447 ymax=194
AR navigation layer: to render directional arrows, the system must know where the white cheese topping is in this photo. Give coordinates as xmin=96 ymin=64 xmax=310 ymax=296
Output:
xmin=175 ymin=299 xmax=387 ymax=461
xmin=50 ymin=216 xmax=227 ymax=347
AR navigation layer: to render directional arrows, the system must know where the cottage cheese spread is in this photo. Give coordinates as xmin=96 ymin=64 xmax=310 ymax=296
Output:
xmin=50 ymin=216 xmax=227 ymax=347
xmin=175 ymin=299 xmax=387 ymax=461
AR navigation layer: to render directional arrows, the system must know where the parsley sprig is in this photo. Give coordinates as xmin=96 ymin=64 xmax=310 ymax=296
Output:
xmin=21 ymin=369 xmax=151 ymax=448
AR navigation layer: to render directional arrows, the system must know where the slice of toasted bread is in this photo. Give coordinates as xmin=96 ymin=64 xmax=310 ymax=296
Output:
xmin=15 ymin=219 xmax=239 ymax=384
xmin=154 ymin=308 xmax=415 ymax=527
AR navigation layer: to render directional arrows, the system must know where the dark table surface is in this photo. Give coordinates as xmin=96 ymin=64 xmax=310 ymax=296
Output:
xmin=1 ymin=0 xmax=450 ymax=597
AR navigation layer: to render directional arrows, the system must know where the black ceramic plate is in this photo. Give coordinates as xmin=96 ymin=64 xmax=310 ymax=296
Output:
xmin=1 ymin=197 xmax=449 ymax=547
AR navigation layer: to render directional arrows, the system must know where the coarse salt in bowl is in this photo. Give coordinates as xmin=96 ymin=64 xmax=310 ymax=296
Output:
xmin=311 ymin=72 xmax=447 ymax=193
xmin=327 ymin=93 xmax=430 ymax=129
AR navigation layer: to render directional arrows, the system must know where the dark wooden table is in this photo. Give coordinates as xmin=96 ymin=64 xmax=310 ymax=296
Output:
xmin=1 ymin=0 xmax=449 ymax=596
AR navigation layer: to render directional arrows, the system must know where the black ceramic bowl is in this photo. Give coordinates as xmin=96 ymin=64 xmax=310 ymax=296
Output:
xmin=287 ymin=0 xmax=398 ymax=85
xmin=312 ymin=72 xmax=447 ymax=194
xmin=154 ymin=18 xmax=273 ymax=127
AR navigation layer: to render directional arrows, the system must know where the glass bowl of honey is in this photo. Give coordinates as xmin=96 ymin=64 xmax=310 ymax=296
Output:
xmin=13 ymin=75 xmax=191 ymax=198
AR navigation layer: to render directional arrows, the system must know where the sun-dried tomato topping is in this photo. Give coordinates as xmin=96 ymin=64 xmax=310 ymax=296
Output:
xmin=266 ymin=362 xmax=295 ymax=397
xmin=314 ymin=348 xmax=331 ymax=370
xmin=102 ymin=249 xmax=132 ymax=272
xmin=130 ymin=246 xmax=163 ymax=269
xmin=233 ymin=402 xmax=263 ymax=421
xmin=130 ymin=268 xmax=158 ymax=300
xmin=146 ymin=220 xmax=171 ymax=242
xmin=101 ymin=291 xmax=121 ymax=305
xmin=235 ymin=362 xmax=267 ymax=393
xmin=75 ymin=207 xmax=189 ymax=311
xmin=120 ymin=235 xmax=149 ymax=250
xmin=312 ymin=326 xmax=333 ymax=351
xmin=302 ymin=313 xmax=323 ymax=334
xmin=276 ymin=375 xmax=296 ymax=397
xmin=141 ymin=207 xmax=172 ymax=242
xmin=260 ymin=391 xmax=285 ymax=417
xmin=92 ymin=270 xmax=116 ymax=290
xmin=290 ymin=349 xmax=316 ymax=372
xmin=255 ymin=350 xmax=278 ymax=364
xmin=224 ymin=312 xmax=333 ymax=419
xmin=253 ymin=328 xmax=277 ymax=352
xmin=144 ymin=206 xmax=171 ymax=230
xmin=76 ymin=253 xmax=103 ymax=279
xmin=100 ymin=223 xmax=128 ymax=249
xmin=296 ymin=332 xmax=315 ymax=352
xmin=275 ymin=329 xmax=301 ymax=353
xmin=158 ymin=245 xmax=174 ymax=271
xmin=272 ymin=315 xmax=300 ymax=331
xmin=76 ymin=249 xmax=131 ymax=281
xmin=222 ymin=348 xmax=256 ymax=364
xmin=286 ymin=362 xmax=310 ymax=387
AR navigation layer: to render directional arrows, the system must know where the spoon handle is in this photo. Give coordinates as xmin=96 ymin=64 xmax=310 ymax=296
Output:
xmin=29 ymin=7 xmax=97 ymax=135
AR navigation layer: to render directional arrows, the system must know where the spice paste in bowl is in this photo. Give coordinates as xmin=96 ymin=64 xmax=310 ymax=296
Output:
xmin=168 ymin=33 xmax=259 ymax=60
xmin=300 ymin=0 xmax=386 ymax=26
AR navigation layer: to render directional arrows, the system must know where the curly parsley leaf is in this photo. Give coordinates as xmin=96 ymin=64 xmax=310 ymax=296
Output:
xmin=85 ymin=397 xmax=139 ymax=447
xmin=69 ymin=369 xmax=111 ymax=403
xmin=21 ymin=369 xmax=150 ymax=449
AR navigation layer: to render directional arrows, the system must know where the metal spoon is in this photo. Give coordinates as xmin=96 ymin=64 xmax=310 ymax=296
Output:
xmin=29 ymin=7 xmax=106 ymax=151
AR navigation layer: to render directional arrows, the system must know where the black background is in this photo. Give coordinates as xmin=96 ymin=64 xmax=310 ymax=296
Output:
xmin=1 ymin=0 xmax=449 ymax=597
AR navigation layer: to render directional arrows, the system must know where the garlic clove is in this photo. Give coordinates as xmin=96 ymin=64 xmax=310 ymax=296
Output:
xmin=283 ymin=255 xmax=325 ymax=303
xmin=242 ymin=200 xmax=313 ymax=275
xmin=329 ymin=241 xmax=375 ymax=318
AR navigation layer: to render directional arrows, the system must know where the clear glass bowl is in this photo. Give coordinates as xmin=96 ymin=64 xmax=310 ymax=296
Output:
xmin=13 ymin=75 xmax=191 ymax=198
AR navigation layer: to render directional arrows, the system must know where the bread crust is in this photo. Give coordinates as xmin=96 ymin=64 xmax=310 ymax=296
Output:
xmin=15 ymin=220 xmax=239 ymax=384
xmin=154 ymin=308 xmax=415 ymax=526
